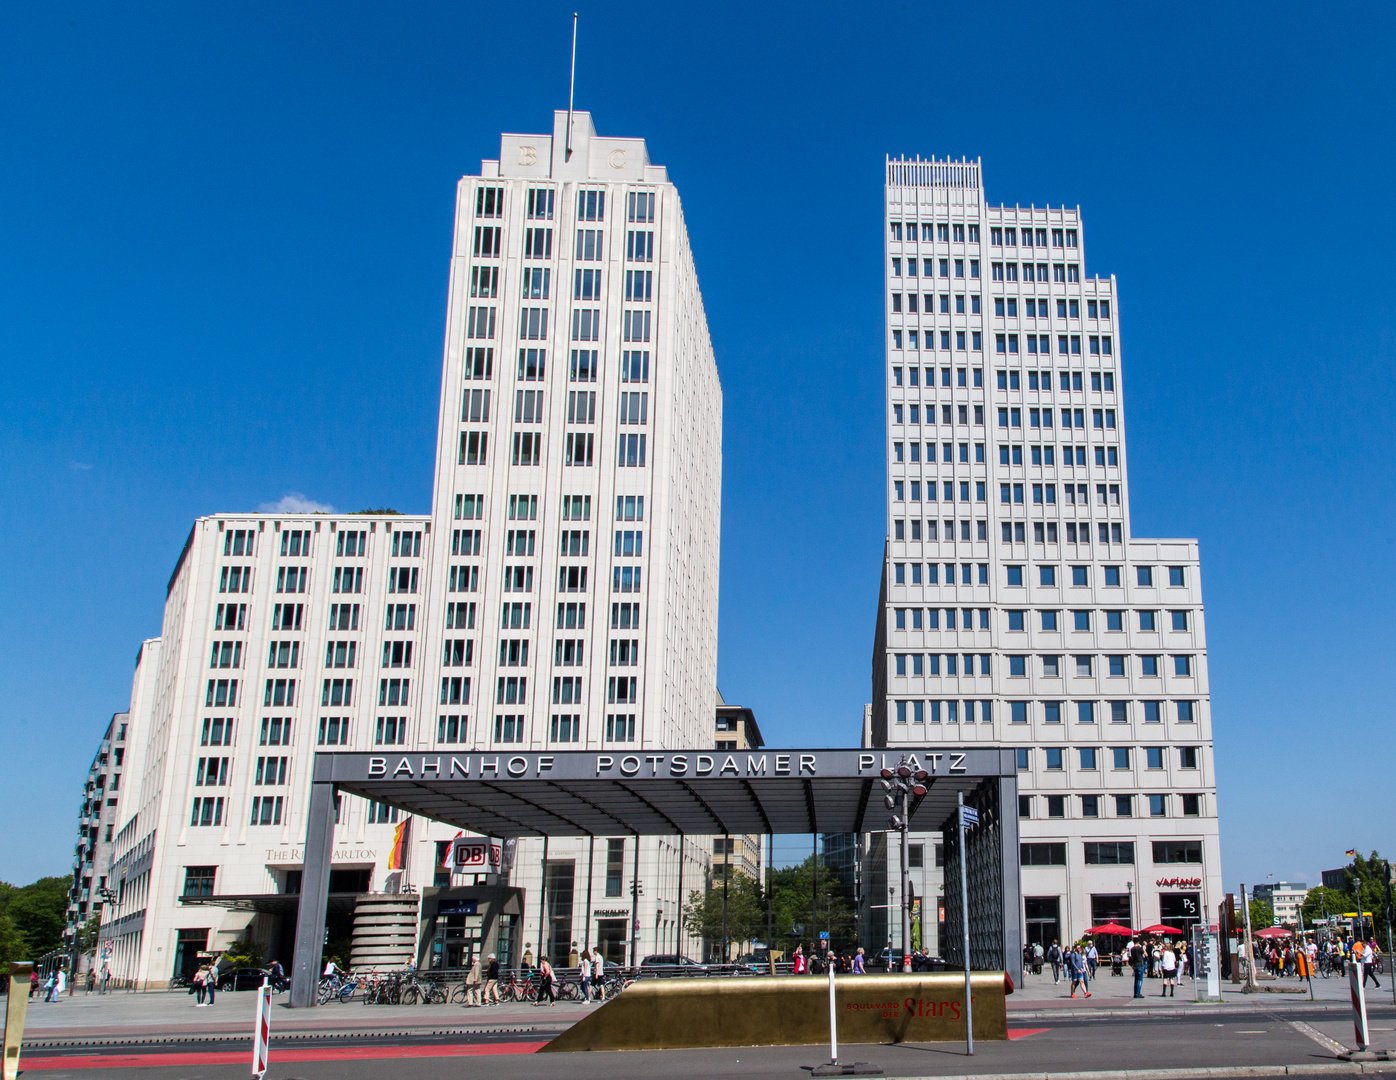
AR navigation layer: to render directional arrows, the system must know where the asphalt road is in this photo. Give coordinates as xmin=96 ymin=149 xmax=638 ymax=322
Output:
xmin=20 ymin=1002 xmax=1396 ymax=1080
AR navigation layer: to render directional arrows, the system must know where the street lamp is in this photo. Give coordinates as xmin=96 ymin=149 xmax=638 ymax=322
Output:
xmin=881 ymin=757 xmax=929 ymax=973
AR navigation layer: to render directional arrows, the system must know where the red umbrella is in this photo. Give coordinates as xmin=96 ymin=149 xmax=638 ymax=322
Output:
xmin=1254 ymin=927 xmax=1292 ymax=939
xmin=1141 ymin=924 xmax=1183 ymax=935
xmin=1086 ymin=923 xmax=1133 ymax=936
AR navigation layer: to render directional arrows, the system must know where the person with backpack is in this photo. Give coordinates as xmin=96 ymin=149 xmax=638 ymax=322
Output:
xmin=1046 ymin=940 xmax=1063 ymax=983
xmin=1129 ymin=939 xmax=1147 ymax=998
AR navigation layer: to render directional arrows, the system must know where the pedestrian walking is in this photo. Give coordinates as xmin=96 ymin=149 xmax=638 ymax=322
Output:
xmin=1362 ymin=941 xmax=1382 ymax=988
xmin=578 ymin=951 xmax=592 ymax=1002
xmin=464 ymin=954 xmax=483 ymax=1006
xmin=853 ymin=947 xmax=865 ymax=974
xmin=1047 ymin=940 xmax=1063 ymax=983
xmin=1129 ymin=939 xmax=1147 ymax=999
xmin=590 ymin=947 xmax=606 ymax=1001
xmin=1085 ymin=941 xmax=1099 ymax=978
xmin=1160 ymin=944 xmax=1177 ymax=996
xmin=1033 ymin=941 xmax=1045 ymax=974
xmin=536 ymin=956 xmax=556 ymax=1005
xmin=43 ymin=970 xmax=57 ymax=1003
xmin=792 ymin=945 xmax=806 ymax=974
xmin=192 ymin=965 xmax=207 ymax=1006
xmin=29 ymin=970 xmax=39 ymax=999
xmin=483 ymin=954 xmax=501 ymax=1005
xmin=1068 ymin=945 xmax=1092 ymax=998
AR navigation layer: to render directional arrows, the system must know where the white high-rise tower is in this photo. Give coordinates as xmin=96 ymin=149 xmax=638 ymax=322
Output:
xmin=871 ymin=156 xmax=1222 ymax=954
xmin=96 ymin=112 xmax=723 ymax=986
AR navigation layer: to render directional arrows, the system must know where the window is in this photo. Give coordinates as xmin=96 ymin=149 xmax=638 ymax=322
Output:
xmin=1171 ymin=610 xmax=1190 ymax=631
xmin=318 ymin=716 xmax=350 ymax=745
xmin=1137 ymin=566 xmax=1154 ymax=587
xmin=183 ymin=866 xmax=217 ymax=897
xmin=374 ymin=715 xmax=408 ymax=745
xmin=1168 ymin=566 xmax=1186 ymax=587
xmin=1045 ymin=748 xmax=1063 ymax=770
xmin=189 ymin=797 xmax=224 ymax=827
xmin=1139 ymin=611 xmax=1156 ymax=632
xmin=1080 ymin=794 xmax=1099 ymax=817
xmin=1143 ymin=700 xmax=1162 ymax=723
xmin=1079 ymin=747 xmax=1097 ymax=770
xmin=1084 ymin=841 xmax=1134 ymax=865
xmin=1046 ymin=795 xmax=1065 ymax=818
xmin=1077 ymin=700 xmax=1095 ymax=723
xmin=1106 ymin=610 xmax=1123 ymax=632
xmin=1073 ymin=610 xmax=1090 ymax=631
xmin=1039 ymin=566 xmax=1056 ymax=586
xmin=1108 ymin=655 xmax=1126 ymax=677
xmin=1152 ymin=840 xmax=1202 ymax=864
xmin=1178 ymin=746 xmax=1199 ymax=769
xmin=1148 ymin=795 xmax=1168 ymax=817
xmin=1181 ymin=793 xmax=1202 ymax=816
xmin=1177 ymin=700 xmax=1196 ymax=723
xmin=249 ymin=794 xmax=284 ymax=826
xmin=1040 ymin=610 xmax=1058 ymax=632
xmin=1009 ymin=656 xmax=1026 ymax=677
xmin=1007 ymin=566 xmax=1023 ymax=586
xmin=1173 ymin=655 xmax=1192 ymax=676
xmin=1011 ymin=702 xmax=1028 ymax=724
xmin=1145 ymin=747 xmax=1164 ymax=770
xmin=1020 ymin=842 xmax=1067 ymax=865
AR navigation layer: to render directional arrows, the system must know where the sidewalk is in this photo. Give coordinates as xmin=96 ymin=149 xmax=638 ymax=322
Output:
xmin=21 ymin=988 xmax=596 ymax=1042
xmin=1009 ymin=964 xmax=1375 ymax=1012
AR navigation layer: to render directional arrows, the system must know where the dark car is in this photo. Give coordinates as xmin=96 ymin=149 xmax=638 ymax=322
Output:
xmin=638 ymin=954 xmax=708 ymax=975
xmin=216 ymin=967 xmax=271 ymax=991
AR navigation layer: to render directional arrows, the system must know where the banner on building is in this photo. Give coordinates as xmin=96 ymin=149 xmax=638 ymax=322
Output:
xmin=388 ymin=817 xmax=412 ymax=871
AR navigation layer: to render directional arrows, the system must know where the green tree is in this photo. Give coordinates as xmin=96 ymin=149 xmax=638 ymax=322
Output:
xmin=4 ymin=877 xmax=70 ymax=958
xmin=1248 ymin=898 xmax=1273 ymax=932
xmin=1300 ymin=853 xmax=1394 ymax=942
xmin=682 ymin=872 xmax=764 ymax=957
xmin=767 ymin=856 xmax=857 ymax=955
xmin=0 ymin=911 xmax=25 ymax=969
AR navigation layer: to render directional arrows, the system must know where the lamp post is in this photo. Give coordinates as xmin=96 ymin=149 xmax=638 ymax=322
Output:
xmin=879 ymin=757 xmax=928 ymax=973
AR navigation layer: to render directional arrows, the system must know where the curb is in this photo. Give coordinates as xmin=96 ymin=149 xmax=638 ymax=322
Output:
xmin=892 ymin=1066 xmax=1379 ymax=1080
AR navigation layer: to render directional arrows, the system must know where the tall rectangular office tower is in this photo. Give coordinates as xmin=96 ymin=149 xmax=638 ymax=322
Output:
xmin=872 ymin=157 xmax=1221 ymax=953
xmin=96 ymin=113 xmax=722 ymax=986
xmin=427 ymin=110 xmax=721 ymax=754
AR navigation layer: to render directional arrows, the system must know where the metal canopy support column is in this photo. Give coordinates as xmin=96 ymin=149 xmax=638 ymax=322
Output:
xmin=536 ymin=835 xmax=549 ymax=968
xmin=289 ymin=780 xmax=337 ymax=1008
xmin=675 ymin=836 xmax=684 ymax=955
xmin=629 ymin=832 xmax=640 ymax=966
xmin=998 ymin=773 xmax=1023 ymax=984
xmin=584 ymin=837 xmax=595 ymax=953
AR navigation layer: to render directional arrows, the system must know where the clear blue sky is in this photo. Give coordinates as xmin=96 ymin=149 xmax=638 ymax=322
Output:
xmin=2 ymin=1 xmax=1392 ymax=892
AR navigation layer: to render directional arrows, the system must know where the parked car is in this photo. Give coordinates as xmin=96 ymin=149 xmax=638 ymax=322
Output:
xmin=216 ymin=967 xmax=272 ymax=991
xmin=638 ymin=954 xmax=708 ymax=975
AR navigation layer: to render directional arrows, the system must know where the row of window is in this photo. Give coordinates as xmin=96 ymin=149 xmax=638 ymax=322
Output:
xmin=997 ymin=444 xmax=1118 ymax=467
xmin=892 ymin=606 xmax=1193 ymax=634
xmin=458 ymin=429 xmax=649 ymax=469
xmin=1020 ymin=840 xmax=1203 ymax=869
xmin=996 ymin=406 xmax=1117 ymax=431
xmin=890 ymin=257 xmax=980 ymax=279
xmin=893 ymin=652 xmax=1196 ymax=679
xmin=1021 ymin=793 xmax=1201 ymax=820
xmin=888 ymin=222 xmax=985 ymax=243
xmin=1017 ymin=745 xmax=1200 ymax=771
xmin=892 ymin=698 xmax=1199 ymax=724
xmin=892 ymin=329 xmax=980 ymax=351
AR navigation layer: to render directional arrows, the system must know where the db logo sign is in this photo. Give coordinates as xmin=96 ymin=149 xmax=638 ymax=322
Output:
xmin=452 ymin=840 xmax=502 ymax=871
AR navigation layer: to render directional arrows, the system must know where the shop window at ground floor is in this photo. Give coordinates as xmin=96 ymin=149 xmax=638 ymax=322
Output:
xmin=173 ymin=928 xmax=209 ymax=980
xmin=596 ymin=917 xmax=628 ymax=967
xmin=1159 ymin=892 xmax=1201 ymax=938
xmin=429 ymin=899 xmax=484 ymax=971
xmin=1090 ymin=893 xmax=1132 ymax=931
xmin=546 ymin=860 xmax=576 ymax=966
xmin=1025 ymin=896 xmax=1061 ymax=946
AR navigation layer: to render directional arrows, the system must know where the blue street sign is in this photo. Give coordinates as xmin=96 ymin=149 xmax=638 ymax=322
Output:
xmin=960 ymin=806 xmax=979 ymax=827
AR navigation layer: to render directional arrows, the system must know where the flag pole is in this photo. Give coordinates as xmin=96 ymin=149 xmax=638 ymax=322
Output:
xmin=565 ymin=13 xmax=578 ymax=160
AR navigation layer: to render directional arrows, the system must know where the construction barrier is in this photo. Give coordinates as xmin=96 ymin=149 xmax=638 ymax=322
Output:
xmin=4 ymin=963 xmax=33 ymax=1080
xmin=542 ymin=971 xmax=1010 ymax=1053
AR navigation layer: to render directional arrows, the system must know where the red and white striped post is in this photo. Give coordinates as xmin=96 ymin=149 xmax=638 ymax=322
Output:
xmin=252 ymin=978 xmax=272 ymax=1078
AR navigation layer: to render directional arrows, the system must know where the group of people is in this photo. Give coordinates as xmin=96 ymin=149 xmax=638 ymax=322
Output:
xmin=1028 ymin=937 xmax=1191 ymax=998
xmin=1273 ymin=936 xmax=1382 ymax=987
xmin=790 ymin=945 xmax=870 ymax=974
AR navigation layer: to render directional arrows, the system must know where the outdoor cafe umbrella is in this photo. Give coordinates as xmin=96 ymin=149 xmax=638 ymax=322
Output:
xmin=1140 ymin=924 xmax=1183 ymax=935
xmin=1254 ymin=926 xmax=1292 ymax=939
xmin=1087 ymin=923 xmax=1133 ymax=936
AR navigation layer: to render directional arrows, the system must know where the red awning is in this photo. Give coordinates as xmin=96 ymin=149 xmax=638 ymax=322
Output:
xmin=1086 ymin=923 xmax=1133 ymax=935
xmin=1141 ymin=924 xmax=1184 ymax=935
xmin=1254 ymin=926 xmax=1292 ymax=939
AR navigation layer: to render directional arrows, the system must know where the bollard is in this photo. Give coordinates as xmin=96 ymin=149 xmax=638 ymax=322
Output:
xmin=252 ymin=977 xmax=272 ymax=1078
xmin=1348 ymin=960 xmax=1370 ymax=1052
xmin=828 ymin=964 xmax=838 ymax=1065
xmin=3 ymin=963 xmax=34 ymax=1080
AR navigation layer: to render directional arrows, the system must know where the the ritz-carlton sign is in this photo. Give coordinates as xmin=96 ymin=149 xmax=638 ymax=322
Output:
xmin=354 ymin=750 xmax=979 ymax=782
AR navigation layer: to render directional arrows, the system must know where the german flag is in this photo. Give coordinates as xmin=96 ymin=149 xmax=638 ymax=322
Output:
xmin=389 ymin=817 xmax=412 ymax=870
xmin=1345 ymin=849 xmax=1357 ymax=857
